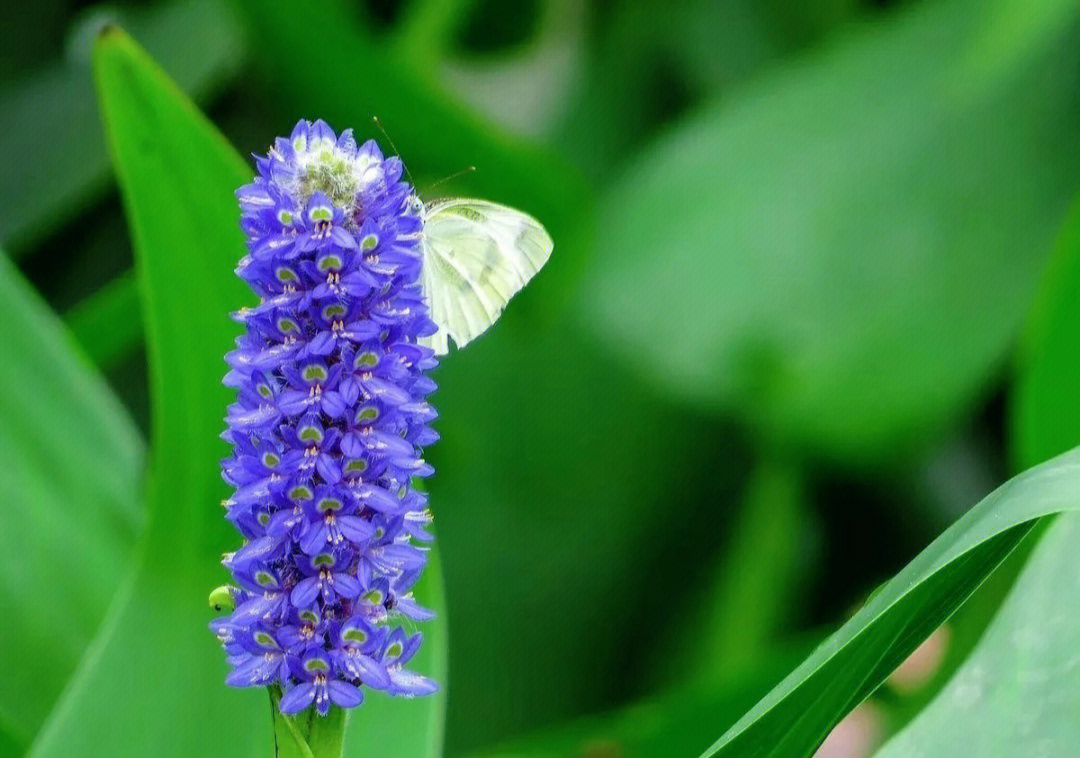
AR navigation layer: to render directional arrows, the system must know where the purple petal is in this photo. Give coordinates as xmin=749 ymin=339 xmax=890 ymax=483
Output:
xmin=339 ymin=433 xmax=364 ymax=458
xmin=395 ymin=594 xmax=435 ymax=621
xmin=333 ymin=572 xmax=362 ymax=598
xmin=306 ymin=331 xmax=336 ymax=356
xmin=321 ymin=391 xmax=346 ymax=418
xmin=226 ymin=653 xmax=279 ymax=687
xmin=328 ymin=680 xmax=364 ymax=708
xmin=278 ymin=682 xmax=316 ymax=714
xmin=300 ymin=522 xmax=329 ymax=554
xmin=278 ymin=390 xmax=311 ymax=415
xmin=336 ymin=514 xmax=375 ymax=543
xmin=356 ymin=484 xmax=401 ymax=513
xmin=377 ymin=543 xmax=426 ymax=570
xmin=316 ymin=454 xmax=342 ymax=484
xmin=388 ymin=668 xmax=438 ymax=697
xmin=357 ymin=655 xmax=392 ymax=689
xmin=291 ymin=576 xmax=321 ymax=608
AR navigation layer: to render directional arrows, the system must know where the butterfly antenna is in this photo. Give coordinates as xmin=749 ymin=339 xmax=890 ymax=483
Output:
xmin=372 ymin=116 xmax=416 ymax=188
xmin=426 ymin=165 xmax=477 ymax=194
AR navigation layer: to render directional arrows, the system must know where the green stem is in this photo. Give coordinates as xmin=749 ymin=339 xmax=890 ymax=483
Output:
xmin=269 ymin=687 xmax=347 ymax=758
xmin=653 ymin=455 xmax=818 ymax=689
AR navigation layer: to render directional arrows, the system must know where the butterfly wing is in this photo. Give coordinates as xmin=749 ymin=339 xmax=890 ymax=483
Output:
xmin=419 ymin=198 xmax=553 ymax=354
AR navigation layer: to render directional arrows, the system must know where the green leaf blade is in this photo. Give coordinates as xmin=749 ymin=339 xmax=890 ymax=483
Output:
xmin=874 ymin=513 xmax=1080 ymax=757
xmin=29 ymin=27 xmax=264 ymax=758
xmin=581 ymin=0 xmax=1080 ymax=465
xmin=0 ymin=252 xmax=143 ymax=747
xmin=702 ymin=447 xmax=1080 ymax=758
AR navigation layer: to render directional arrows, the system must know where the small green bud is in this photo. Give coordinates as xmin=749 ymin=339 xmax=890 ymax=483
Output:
xmin=208 ymin=585 xmax=236 ymax=613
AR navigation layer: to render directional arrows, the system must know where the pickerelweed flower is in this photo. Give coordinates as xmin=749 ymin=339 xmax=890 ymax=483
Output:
xmin=211 ymin=119 xmax=440 ymax=716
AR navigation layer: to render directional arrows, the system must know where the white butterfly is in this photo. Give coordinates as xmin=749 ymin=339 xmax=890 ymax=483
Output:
xmin=414 ymin=198 xmax=553 ymax=355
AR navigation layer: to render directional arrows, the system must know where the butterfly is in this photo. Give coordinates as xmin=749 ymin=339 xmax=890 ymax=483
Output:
xmin=413 ymin=197 xmax=553 ymax=355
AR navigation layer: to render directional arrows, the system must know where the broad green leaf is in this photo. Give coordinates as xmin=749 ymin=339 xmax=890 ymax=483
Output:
xmin=31 ymin=28 xmax=447 ymax=758
xmin=65 ymin=271 xmax=140 ymax=370
xmin=581 ymin=0 xmax=1080 ymax=464
xmin=701 ymin=446 xmax=1080 ymax=758
xmin=0 ymin=252 xmax=143 ymax=748
xmin=29 ymin=28 xmax=261 ymax=757
xmin=0 ymin=0 xmax=244 ymax=255
xmin=874 ymin=513 xmax=1080 ymax=756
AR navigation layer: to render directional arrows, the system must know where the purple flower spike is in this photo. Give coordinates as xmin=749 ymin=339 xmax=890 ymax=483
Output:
xmin=212 ymin=119 xmax=439 ymax=715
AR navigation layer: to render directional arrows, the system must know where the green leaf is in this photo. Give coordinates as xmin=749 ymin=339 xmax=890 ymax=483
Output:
xmin=0 ymin=0 xmax=244 ymax=255
xmin=29 ymin=28 xmax=263 ymax=758
xmin=581 ymin=0 xmax=1080 ymax=464
xmin=701 ymin=446 xmax=1080 ymax=758
xmin=874 ymin=512 xmax=1080 ymax=756
xmin=0 ymin=252 xmax=143 ymax=748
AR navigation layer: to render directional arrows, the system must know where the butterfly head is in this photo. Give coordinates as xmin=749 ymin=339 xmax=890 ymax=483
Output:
xmin=408 ymin=194 xmax=425 ymax=218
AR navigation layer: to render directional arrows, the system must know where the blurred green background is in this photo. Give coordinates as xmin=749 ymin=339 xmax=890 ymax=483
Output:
xmin=3 ymin=0 xmax=1080 ymax=756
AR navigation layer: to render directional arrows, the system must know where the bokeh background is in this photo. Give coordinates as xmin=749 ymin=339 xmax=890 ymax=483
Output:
xmin=3 ymin=0 xmax=1079 ymax=755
